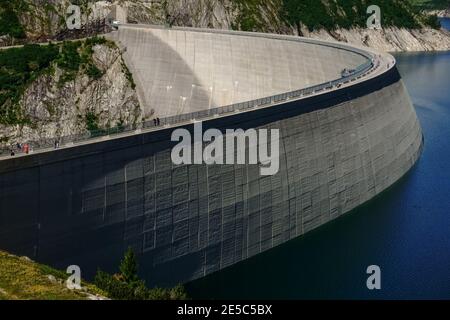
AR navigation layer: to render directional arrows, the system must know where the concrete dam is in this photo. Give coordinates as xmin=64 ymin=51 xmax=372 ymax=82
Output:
xmin=0 ymin=25 xmax=423 ymax=286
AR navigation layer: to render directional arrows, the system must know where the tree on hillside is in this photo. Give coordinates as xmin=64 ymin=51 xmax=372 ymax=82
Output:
xmin=119 ymin=247 xmax=140 ymax=285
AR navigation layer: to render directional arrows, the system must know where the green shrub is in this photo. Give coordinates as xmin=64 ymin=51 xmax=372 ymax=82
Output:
xmin=425 ymin=14 xmax=442 ymax=29
xmin=169 ymin=284 xmax=189 ymax=300
xmin=58 ymin=41 xmax=82 ymax=71
xmin=58 ymin=71 xmax=77 ymax=85
xmin=85 ymin=36 xmax=108 ymax=47
xmin=122 ymin=62 xmax=136 ymax=89
xmin=94 ymin=270 xmax=148 ymax=300
xmin=0 ymin=7 xmax=26 ymax=39
xmin=85 ymin=111 xmax=99 ymax=132
xmin=86 ymin=63 xmax=102 ymax=79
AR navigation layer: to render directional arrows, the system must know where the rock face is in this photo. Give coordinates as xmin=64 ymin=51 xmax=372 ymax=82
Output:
xmin=428 ymin=9 xmax=450 ymax=18
xmin=3 ymin=0 xmax=450 ymax=51
xmin=0 ymin=0 xmax=114 ymax=45
xmin=17 ymin=0 xmax=71 ymax=41
xmin=122 ymin=0 xmax=450 ymax=52
xmin=125 ymin=0 xmax=235 ymax=29
xmin=299 ymin=26 xmax=450 ymax=52
xmin=0 ymin=44 xmax=141 ymax=148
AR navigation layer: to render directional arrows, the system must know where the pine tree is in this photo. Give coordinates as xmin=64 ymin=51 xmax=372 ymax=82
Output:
xmin=119 ymin=247 xmax=139 ymax=285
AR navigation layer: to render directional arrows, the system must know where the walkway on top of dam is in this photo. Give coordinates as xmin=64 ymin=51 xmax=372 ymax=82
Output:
xmin=0 ymin=24 xmax=394 ymax=161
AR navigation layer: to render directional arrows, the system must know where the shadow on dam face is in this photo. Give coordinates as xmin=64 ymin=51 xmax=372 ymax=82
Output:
xmin=0 ymin=28 xmax=423 ymax=287
xmin=107 ymin=28 xmax=213 ymax=118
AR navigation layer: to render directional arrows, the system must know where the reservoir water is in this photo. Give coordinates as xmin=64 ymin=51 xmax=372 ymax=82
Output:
xmin=186 ymin=19 xmax=450 ymax=299
xmin=440 ymin=17 xmax=450 ymax=30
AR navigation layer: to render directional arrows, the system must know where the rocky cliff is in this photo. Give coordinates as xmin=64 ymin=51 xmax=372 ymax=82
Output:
xmin=0 ymin=0 xmax=113 ymax=46
xmin=428 ymin=9 xmax=450 ymax=17
xmin=0 ymin=39 xmax=141 ymax=150
xmin=299 ymin=25 xmax=450 ymax=52
xmin=122 ymin=0 xmax=450 ymax=52
xmin=2 ymin=0 xmax=449 ymax=50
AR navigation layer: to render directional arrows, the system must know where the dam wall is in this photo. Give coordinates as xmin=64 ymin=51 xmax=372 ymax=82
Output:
xmin=106 ymin=26 xmax=368 ymax=118
xmin=0 ymin=63 xmax=423 ymax=286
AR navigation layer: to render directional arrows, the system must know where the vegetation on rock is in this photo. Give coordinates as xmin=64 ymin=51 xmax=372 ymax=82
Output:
xmin=232 ymin=0 xmax=443 ymax=33
xmin=0 ymin=44 xmax=59 ymax=125
xmin=0 ymin=0 xmax=27 ymax=39
xmin=409 ymin=0 xmax=450 ymax=10
xmin=0 ymin=36 xmax=114 ymax=126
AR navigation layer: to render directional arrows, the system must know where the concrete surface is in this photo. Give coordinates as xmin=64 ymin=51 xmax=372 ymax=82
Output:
xmin=0 ymin=27 xmax=423 ymax=287
xmin=107 ymin=25 xmax=368 ymax=118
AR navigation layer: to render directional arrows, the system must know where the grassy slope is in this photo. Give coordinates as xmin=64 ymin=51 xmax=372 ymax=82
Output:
xmin=0 ymin=250 xmax=106 ymax=300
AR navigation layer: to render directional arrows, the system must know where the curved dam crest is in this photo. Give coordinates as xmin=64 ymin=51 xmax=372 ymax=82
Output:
xmin=0 ymin=26 xmax=423 ymax=286
xmin=106 ymin=25 xmax=368 ymax=118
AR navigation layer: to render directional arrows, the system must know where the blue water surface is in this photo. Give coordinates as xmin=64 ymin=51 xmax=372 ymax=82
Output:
xmin=440 ymin=17 xmax=450 ymax=30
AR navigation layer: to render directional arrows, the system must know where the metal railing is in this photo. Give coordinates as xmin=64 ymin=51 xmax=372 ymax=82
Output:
xmin=1 ymin=27 xmax=379 ymax=158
